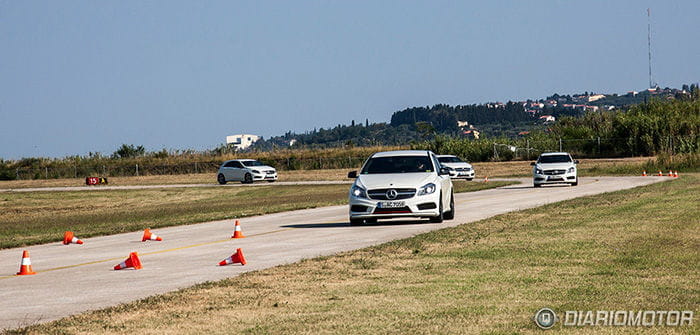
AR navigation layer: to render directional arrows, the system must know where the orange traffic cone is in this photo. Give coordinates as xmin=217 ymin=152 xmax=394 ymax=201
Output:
xmin=63 ymin=231 xmax=83 ymax=245
xmin=642 ymin=170 xmax=647 ymax=176
xmin=657 ymin=170 xmax=663 ymax=176
xmin=231 ymin=220 xmax=245 ymax=238
xmin=674 ymin=171 xmax=679 ymax=178
xmin=483 ymin=176 xmax=489 ymax=182
xmin=219 ymin=248 xmax=246 ymax=266
xmin=668 ymin=170 xmax=673 ymax=177
xmin=114 ymin=252 xmax=142 ymax=270
xmin=142 ymin=228 xmax=162 ymax=242
xmin=16 ymin=250 xmax=37 ymax=275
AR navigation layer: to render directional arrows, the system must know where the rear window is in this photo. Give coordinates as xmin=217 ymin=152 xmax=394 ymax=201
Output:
xmin=361 ymin=156 xmax=434 ymax=174
xmin=538 ymin=155 xmax=572 ymax=163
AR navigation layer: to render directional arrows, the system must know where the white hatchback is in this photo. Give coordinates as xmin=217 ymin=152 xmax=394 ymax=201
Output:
xmin=437 ymin=155 xmax=475 ymax=180
xmin=347 ymin=150 xmax=454 ymax=225
xmin=217 ymin=159 xmax=278 ymax=184
xmin=531 ymin=152 xmax=578 ymax=187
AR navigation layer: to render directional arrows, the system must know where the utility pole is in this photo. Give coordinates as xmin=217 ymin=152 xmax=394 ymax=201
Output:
xmin=647 ymin=8 xmax=654 ymax=89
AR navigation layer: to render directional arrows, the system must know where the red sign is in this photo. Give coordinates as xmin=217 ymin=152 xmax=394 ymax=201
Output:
xmin=85 ymin=177 xmax=108 ymax=185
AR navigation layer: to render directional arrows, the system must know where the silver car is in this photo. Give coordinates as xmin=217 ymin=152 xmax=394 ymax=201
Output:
xmin=217 ymin=159 xmax=278 ymax=184
xmin=530 ymin=152 xmax=578 ymax=187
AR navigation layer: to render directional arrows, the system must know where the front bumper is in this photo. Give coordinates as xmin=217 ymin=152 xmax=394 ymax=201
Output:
xmin=349 ymin=192 xmax=441 ymax=219
xmin=449 ymin=170 xmax=475 ymax=179
xmin=252 ymin=172 xmax=278 ymax=181
xmin=533 ymin=172 xmax=577 ymax=185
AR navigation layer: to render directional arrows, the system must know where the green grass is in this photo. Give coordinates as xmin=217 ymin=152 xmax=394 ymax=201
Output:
xmin=9 ymin=175 xmax=698 ymax=334
xmin=0 ymin=181 xmax=509 ymax=249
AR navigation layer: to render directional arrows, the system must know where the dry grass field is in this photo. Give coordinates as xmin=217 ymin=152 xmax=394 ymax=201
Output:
xmin=10 ymin=175 xmax=697 ymax=334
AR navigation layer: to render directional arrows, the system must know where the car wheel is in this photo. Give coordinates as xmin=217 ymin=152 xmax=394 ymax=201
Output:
xmin=242 ymin=173 xmax=253 ymax=184
xmin=349 ymin=218 xmax=363 ymax=226
xmin=267 ymin=180 xmax=276 ymax=183
xmin=217 ymin=174 xmax=227 ymax=185
xmin=571 ymin=180 xmax=578 ymax=186
xmin=466 ymin=178 xmax=473 ymax=181
xmin=430 ymin=193 xmax=444 ymax=223
xmin=365 ymin=218 xmax=377 ymax=224
xmin=443 ymin=192 xmax=455 ymax=220
xmin=534 ymin=183 xmax=542 ymax=188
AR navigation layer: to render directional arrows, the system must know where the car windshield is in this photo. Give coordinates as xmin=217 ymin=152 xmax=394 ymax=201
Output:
xmin=242 ymin=160 xmax=265 ymax=167
xmin=361 ymin=156 xmax=434 ymax=174
xmin=538 ymin=155 xmax=572 ymax=163
xmin=438 ymin=156 xmax=463 ymax=163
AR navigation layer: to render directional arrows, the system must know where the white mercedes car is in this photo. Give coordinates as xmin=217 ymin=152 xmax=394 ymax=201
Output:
xmin=217 ymin=159 xmax=278 ymax=184
xmin=437 ymin=155 xmax=475 ymax=180
xmin=531 ymin=152 xmax=578 ymax=187
xmin=347 ymin=150 xmax=454 ymax=225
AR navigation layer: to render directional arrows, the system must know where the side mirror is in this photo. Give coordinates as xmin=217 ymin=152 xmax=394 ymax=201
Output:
xmin=530 ymin=162 xmax=536 ymax=166
xmin=347 ymin=171 xmax=358 ymax=179
xmin=439 ymin=167 xmax=451 ymax=176
xmin=574 ymin=160 xmax=580 ymax=164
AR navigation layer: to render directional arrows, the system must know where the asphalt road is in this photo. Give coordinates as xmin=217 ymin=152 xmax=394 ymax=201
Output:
xmin=0 ymin=177 xmax=665 ymax=330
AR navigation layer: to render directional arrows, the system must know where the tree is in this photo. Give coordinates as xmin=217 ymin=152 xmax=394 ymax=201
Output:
xmin=112 ymin=144 xmax=146 ymax=159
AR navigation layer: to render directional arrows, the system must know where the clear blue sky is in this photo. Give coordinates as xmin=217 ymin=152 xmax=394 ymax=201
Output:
xmin=1 ymin=1 xmax=698 ymax=159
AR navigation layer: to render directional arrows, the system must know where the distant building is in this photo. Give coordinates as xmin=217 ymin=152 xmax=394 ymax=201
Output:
xmin=587 ymin=94 xmax=606 ymax=102
xmin=226 ymin=134 xmax=260 ymax=151
xmin=539 ymin=115 xmax=556 ymax=122
xmin=457 ymin=120 xmax=469 ymax=127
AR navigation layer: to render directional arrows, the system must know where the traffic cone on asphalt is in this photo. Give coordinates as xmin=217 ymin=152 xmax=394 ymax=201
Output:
xmin=16 ymin=250 xmax=36 ymax=275
xmin=668 ymin=170 xmax=674 ymax=177
xmin=231 ymin=220 xmax=246 ymax=239
xmin=142 ymin=228 xmax=162 ymax=242
xmin=63 ymin=231 xmax=83 ymax=245
xmin=642 ymin=170 xmax=647 ymax=176
xmin=657 ymin=170 xmax=663 ymax=176
xmin=219 ymin=248 xmax=246 ymax=266
xmin=674 ymin=171 xmax=679 ymax=178
xmin=483 ymin=176 xmax=489 ymax=182
xmin=114 ymin=252 xmax=142 ymax=270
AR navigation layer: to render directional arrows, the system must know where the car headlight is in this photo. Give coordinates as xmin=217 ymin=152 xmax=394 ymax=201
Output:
xmin=567 ymin=167 xmax=576 ymax=173
xmin=251 ymin=170 xmax=260 ymax=174
xmin=446 ymin=167 xmax=455 ymax=171
xmin=535 ymin=168 xmax=543 ymax=174
xmin=350 ymin=185 xmax=367 ymax=199
xmin=418 ymin=183 xmax=436 ymax=196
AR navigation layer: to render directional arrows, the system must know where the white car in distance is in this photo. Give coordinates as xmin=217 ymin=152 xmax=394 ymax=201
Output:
xmin=347 ymin=150 xmax=454 ymax=225
xmin=437 ymin=155 xmax=475 ymax=180
xmin=217 ymin=159 xmax=278 ymax=184
xmin=530 ymin=152 xmax=579 ymax=187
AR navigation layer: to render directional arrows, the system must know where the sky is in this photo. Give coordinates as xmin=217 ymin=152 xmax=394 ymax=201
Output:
xmin=1 ymin=1 xmax=699 ymax=159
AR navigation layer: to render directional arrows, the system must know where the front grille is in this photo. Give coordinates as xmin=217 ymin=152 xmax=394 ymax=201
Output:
xmin=373 ymin=206 xmax=412 ymax=214
xmin=368 ymin=188 xmax=416 ymax=200
xmin=351 ymin=205 xmax=369 ymax=212
xmin=543 ymin=169 xmax=566 ymax=175
xmin=455 ymin=167 xmax=471 ymax=172
xmin=265 ymin=170 xmax=275 ymax=175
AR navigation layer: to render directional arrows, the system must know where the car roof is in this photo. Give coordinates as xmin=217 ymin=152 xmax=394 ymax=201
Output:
xmin=539 ymin=152 xmax=571 ymax=156
xmin=371 ymin=150 xmax=432 ymax=158
xmin=436 ymin=155 xmax=457 ymax=158
xmin=224 ymin=159 xmax=256 ymax=163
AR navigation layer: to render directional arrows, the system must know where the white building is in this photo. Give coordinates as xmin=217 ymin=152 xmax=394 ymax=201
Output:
xmin=226 ymin=134 xmax=260 ymax=151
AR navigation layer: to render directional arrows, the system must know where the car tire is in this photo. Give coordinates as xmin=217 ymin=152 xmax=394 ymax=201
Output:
xmin=349 ymin=218 xmax=363 ymax=226
xmin=443 ymin=192 xmax=455 ymax=220
xmin=466 ymin=178 xmax=473 ymax=181
xmin=217 ymin=174 xmax=227 ymax=185
xmin=242 ymin=173 xmax=253 ymax=184
xmin=365 ymin=218 xmax=377 ymax=224
xmin=430 ymin=193 xmax=444 ymax=223
xmin=267 ymin=180 xmax=276 ymax=183
xmin=534 ymin=183 xmax=542 ymax=188
xmin=571 ymin=180 xmax=578 ymax=186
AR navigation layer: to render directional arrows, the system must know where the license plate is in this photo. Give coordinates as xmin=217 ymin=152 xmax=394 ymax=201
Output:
xmin=548 ymin=176 xmax=563 ymax=181
xmin=377 ymin=201 xmax=405 ymax=208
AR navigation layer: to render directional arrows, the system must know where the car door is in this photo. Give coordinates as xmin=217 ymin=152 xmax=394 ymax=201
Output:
xmin=231 ymin=161 xmax=245 ymax=181
xmin=221 ymin=161 xmax=236 ymax=180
